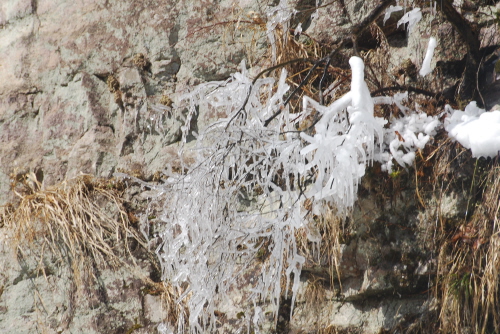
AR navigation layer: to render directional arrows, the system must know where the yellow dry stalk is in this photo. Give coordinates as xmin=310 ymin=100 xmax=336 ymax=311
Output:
xmin=142 ymin=278 xmax=190 ymax=328
xmin=437 ymin=164 xmax=500 ymax=334
xmin=1 ymin=173 xmax=145 ymax=288
xmin=296 ymin=204 xmax=344 ymax=291
xmin=302 ymin=275 xmax=326 ymax=310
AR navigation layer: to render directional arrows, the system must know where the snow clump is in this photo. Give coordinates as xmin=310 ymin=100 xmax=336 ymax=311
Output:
xmin=445 ymin=102 xmax=500 ymax=158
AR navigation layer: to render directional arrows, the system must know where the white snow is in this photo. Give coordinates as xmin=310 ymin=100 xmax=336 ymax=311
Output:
xmin=349 ymin=57 xmax=374 ymax=116
xmin=294 ymin=22 xmax=302 ymax=36
xmin=397 ymin=8 xmax=422 ymax=33
xmin=419 ymin=37 xmax=437 ymax=76
xmin=445 ymin=102 xmax=500 ymax=158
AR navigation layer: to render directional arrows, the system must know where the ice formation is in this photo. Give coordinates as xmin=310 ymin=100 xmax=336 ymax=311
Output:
xmin=419 ymin=37 xmax=437 ymax=76
xmin=397 ymin=8 xmax=422 ymax=33
xmin=379 ymin=112 xmax=440 ymax=172
xmin=266 ymin=0 xmax=296 ymax=63
xmin=445 ymin=102 xmax=500 ymax=158
xmin=373 ymin=93 xmax=441 ymax=172
xmin=115 ymin=3 xmax=500 ymax=333
xmin=138 ymin=60 xmax=311 ymax=333
xmin=294 ymin=22 xmax=302 ymax=36
xmin=136 ymin=55 xmax=454 ymax=332
xmin=383 ymin=5 xmax=403 ymax=25
xmin=299 ymin=57 xmax=385 ymax=207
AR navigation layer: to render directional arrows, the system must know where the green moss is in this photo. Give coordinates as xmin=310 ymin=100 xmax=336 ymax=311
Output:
xmin=236 ymin=311 xmax=245 ymax=319
xmin=389 ymin=170 xmax=402 ymax=179
xmin=125 ymin=322 xmax=142 ymax=334
xmin=450 ymin=273 xmax=472 ymax=300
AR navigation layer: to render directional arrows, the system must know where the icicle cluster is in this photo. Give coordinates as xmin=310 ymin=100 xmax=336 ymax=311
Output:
xmin=299 ymin=57 xmax=385 ymax=208
xmin=266 ymin=0 xmax=296 ymax=63
xmin=108 ymin=4 xmax=498 ymax=332
xmin=127 ymin=50 xmax=452 ymax=332
xmin=146 ymin=62 xmax=308 ymax=333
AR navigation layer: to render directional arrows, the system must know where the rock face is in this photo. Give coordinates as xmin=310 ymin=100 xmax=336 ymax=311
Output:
xmin=1 ymin=0 xmax=500 ymax=333
xmin=0 ymin=0 xmax=268 ymax=205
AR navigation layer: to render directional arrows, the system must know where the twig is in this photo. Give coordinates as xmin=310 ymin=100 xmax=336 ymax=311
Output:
xmin=263 ymin=40 xmax=347 ymax=127
xmin=225 ymin=58 xmax=314 ymax=129
xmin=319 ymin=57 xmax=332 ymax=105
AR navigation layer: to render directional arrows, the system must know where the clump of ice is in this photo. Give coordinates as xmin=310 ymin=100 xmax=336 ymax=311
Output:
xmin=294 ymin=22 xmax=302 ymax=36
xmin=419 ymin=37 xmax=437 ymax=76
xmin=266 ymin=0 xmax=296 ymax=63
xmin=384 ymin=5 xmax=403 ymax=25
xmin=300 ymin=56 xmax=385 ymax=207
xmin=397 ymin=8 xmax=422 ymax=33
xmin=379 ymin=112 xmax=440 ymax=172
xmin=445 ymin=102 xmax=500 ymax=158
xmin=373 ymin=92 xmax=441 ymax=172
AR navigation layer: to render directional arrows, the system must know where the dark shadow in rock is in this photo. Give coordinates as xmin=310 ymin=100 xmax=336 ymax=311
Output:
xmin=121 ymin=133 xmax=137 ymax=156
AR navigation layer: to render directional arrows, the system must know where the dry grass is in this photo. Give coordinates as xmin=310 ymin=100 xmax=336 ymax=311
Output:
xmin=302 ymin=275 xmax=326 ymax=312
xmin=297 ymin=203 xmax=345 ymax=290
xmin=268 ymin=19 xmax=348 ymax=113
xmin=1 ymin=172 xmax=190 ymax=328
xmin=317 ymin=325 xmax=363 ymax=334
xmin=142 ymin=279 xmax=190 ymax=328
xmin=1 ymin=173 xmax=141 ymax=284
xmin=435 ymin=162 xmax=500 ymax=334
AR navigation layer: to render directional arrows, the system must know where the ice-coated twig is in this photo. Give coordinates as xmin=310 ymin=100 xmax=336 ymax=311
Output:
xmin=420 ymin=37 xmax=437 ymax=77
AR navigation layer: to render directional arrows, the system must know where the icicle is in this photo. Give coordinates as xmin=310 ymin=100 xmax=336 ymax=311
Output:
xmin=419 ymin=37 xmax=437 ymax=76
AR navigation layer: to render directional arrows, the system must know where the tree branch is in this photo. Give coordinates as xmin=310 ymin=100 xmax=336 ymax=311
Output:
xmin=438 ymin=0 xmax=481 ymax=102
xmin=262 ymin=1 xmax=394 ymax=127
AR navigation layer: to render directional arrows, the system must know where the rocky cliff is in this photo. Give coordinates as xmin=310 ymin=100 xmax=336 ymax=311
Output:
xmin=1 ymin=0 xmax=500 ymax=333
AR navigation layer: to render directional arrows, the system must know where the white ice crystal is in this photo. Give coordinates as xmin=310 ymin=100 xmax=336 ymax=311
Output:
xmin=384 ymin=5 xmax=403 ymax=25
xmin=266 ymin=0 xmax=296 ymax=63
xmin=445 ymin=102 xmax=500 ymax=158
xmin=300 ymin=56 xmax=384 ymax=207
xmin=373 ymin=93 xmax=440 ymax=172
xmin=419 ymin=37 xmax=437 ymax=76
xmin=397 ymin=8 xmax=422 ymax=33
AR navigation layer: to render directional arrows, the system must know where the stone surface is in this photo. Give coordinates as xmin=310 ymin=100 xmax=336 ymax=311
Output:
xmin=0 ymin=0 xmax=269 ymax=205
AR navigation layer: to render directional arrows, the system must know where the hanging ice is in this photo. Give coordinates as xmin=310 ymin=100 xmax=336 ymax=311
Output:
xmin=397 ymin=8 xmax=422 ymax=33
xmin=419 ymin=37 xmax=437 ymax=76
xmin=300 ymin=56 xmax=384 ymax=209
xmin=383 ymin=5 xmax=403 ymax=26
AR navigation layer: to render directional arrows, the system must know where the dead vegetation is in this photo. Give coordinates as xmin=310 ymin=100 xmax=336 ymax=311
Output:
xmin=2 ymin=173 xmax=141 ymax=280
xmin=435 ymin=161 xmax=500 ymax=334
xmin=0 ymin=172 xmax=189 ymax=328
xmin=297 ymin=203 xmax=345 ymax=289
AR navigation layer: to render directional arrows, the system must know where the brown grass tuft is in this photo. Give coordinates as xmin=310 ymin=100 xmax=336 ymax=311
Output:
xmin=436 ymin=162 xmax=500 ymax=334
xmin=1 ymin=173 xmax=143 ymax=287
